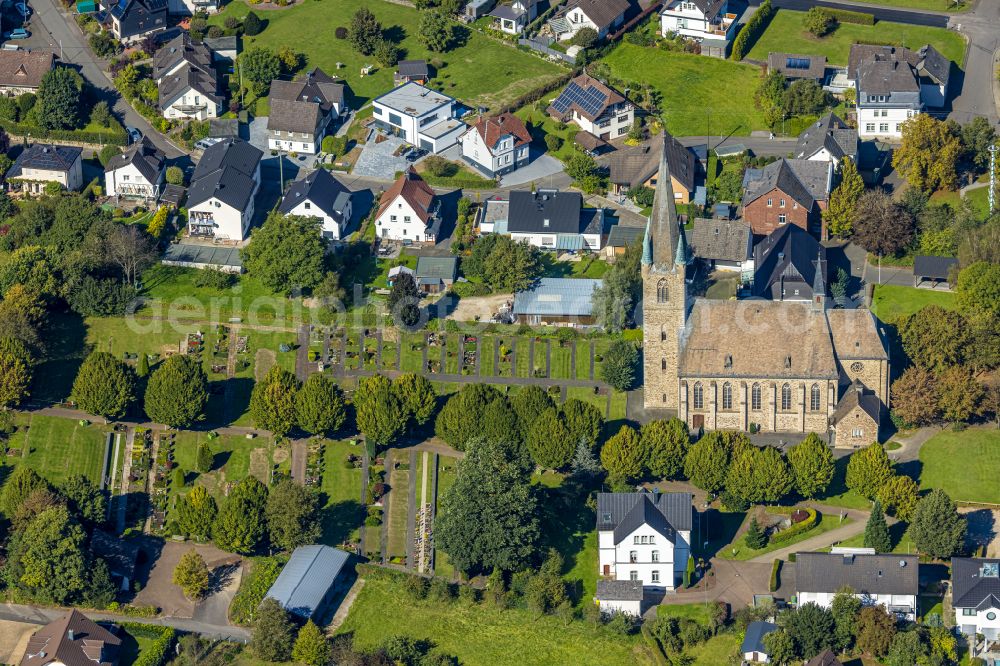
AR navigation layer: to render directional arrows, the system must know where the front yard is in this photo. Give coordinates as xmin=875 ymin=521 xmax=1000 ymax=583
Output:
xmin=870 ymin=284 xmax=957 ymax=324
xmin=919 ymin=428 xmax=1000 ymax=505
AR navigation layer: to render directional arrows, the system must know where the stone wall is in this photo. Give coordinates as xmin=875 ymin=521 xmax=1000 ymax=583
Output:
xmin=642 ymin=264 xmax=687 ymax=409
xmin=833 ymin=405 xmax=878 ymax=448
xmin=679 ymin=377 xmax=836 ymax=435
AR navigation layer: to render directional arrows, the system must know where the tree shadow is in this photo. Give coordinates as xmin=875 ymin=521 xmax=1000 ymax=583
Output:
xmin=32 ymin=309 xmax=88 ymax=405
xmin=698 ymin=508 xmax=746 ymax=559
xmin=207 ymin=562 xmax=240 ymax=595
xmin=382 ymin=25 xmax=407 ymax=43
xmin=320 ymin=497 xmax=363 ymax=546
xmin=211 ymin=450 xmax=232 ymax=472
xmin=895 ymin=459 xmax=921 ymax=483
xmin=536 ymin=478 xmax=593 ymax=605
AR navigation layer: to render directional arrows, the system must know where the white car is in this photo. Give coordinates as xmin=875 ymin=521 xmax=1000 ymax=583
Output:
xmin=194 ymin=137 xmax=223 ymax=150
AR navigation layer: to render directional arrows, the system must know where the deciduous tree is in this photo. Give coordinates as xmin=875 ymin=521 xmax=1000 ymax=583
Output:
xmin=71 ymin=350 xmax=135 ymax=419
xmin=937 ymin=365 xmax=985 ymax=422
xmin=249 ymin=366 xmax=300 ymax=436
xmin=910 ymin=489 xmax=966 ymax=558
xmin=899 ymin=305 xmax=969 ymax=370
xmin=600 ymin=340 xmax=638 ymax=391
xmin=391 ymin=373 xmax=436 ymax=429
xmin=434 ymin=383 xmax=503 ymax=450
xmin=253 ymin=598 xmax=295 ymax=662
xmin=886 ymin=630 xmax=927 ymax=666
xmin=526 ymin=408 xmax=573 ymax=470
xmin=893 ymin=114 xmax=961 ymax=192
xmin=641 ymin=418 xmax=689 ymax=479
xmin=961 ymin=116 xmax=997 ymax=172
xmin=418 ymin=10 xmax=456 ymax=52
xmin=238 ymin=47 xmax=282 ymax=97
xmin=173 ymin=549 xmax=209 ymax=599
xmin=0 ymin=466 xmax=48 ymax=518
xmin=144 ymin=355 xmax=208 ymax=428
xmin=387 ymin=271 xmax=421 ymax=328
xmin=855 ymin=605 xmax=896 ymax=658
xmin=600 ymin=425 xmax=644 ymax=483
xmin=782 ymin=603 xmax=834 ymax=659
xmin=294 ymin=373 xmax=346 ymax=435
xmin=348 ymin=7 xmax=383 ymax=56
xmin=890 ymin=366 xmax=940 ymax=426
xmin=726 ymin=444 xmax=793 ymax=504
xmin=60 ymin=475 xmax=106 ymax=528
xmin=831 ymin=589 xmax=862 ymax=652
xmin=803 ymin=7 xmax=835 ymax=36
xmin=852 ymin=190 xmax=914 ymax=257
xmin=876 ymin=474 xmax=919 ymax=522
xmin=266 ymin=479 xmax=321 ymax=552
xmin=241 ymin=213 xmax=325 ymax=294
xmin=956 ymin=261 xmax=1000 ymax=326
xmin=787 ymin=432 xmax=835 ymax=498
xmin=510 ymin=386 xmax=554 ymax=441
xmin=683 ymin=432 xmax=730 ymax=493
xmin=845 ymin=442 xmax=893 ymax=500
xmin=354 ymin=374 xmax=406 ymax=448
xmin=213 ymin=476 xmax=269 ymax=554
xmin=0 ymin=347 xmax=30 ymax=407
xmin=176 ymin=485 xmax=217 ymax=540
xmin=561 ymin=398 xmax=603 ymax=450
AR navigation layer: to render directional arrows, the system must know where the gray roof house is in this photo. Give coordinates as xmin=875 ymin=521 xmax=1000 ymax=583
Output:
xmin=109 ymin=0 xmax=167 ymax=42
xmin=187 ymin=138 xmax=263 ymax=240
xmin=415 ymin=256 xmax=459 ymax=293
xmin=265 ymin=545 xmax=351 ymax=621
xmin=741 ymin=158 xmax=833 ymax=237
xmin=268 ymin=68 xmax=346 ymax=155
xmin=506 ymin=189 xmax=606 ymax=252
xmin=752 ymin=224 xmax=826 ymax=302
xmin=7 ymin=144 xmax=83 ymax=193
xmin=796 ymin=552 xmax=919 ymax=620
xmin=741 ymin=621 xmax=778 ymax=663
xmin=154 ymin=35 xmax=222 ymax=122
xmin=278 ymin=168 xmax=353 ymax=240
xmin=795 ymin=113 xmax=858 ymax=165
xmin=105 ymin=136 xmax=165 ymax=202
xmin=513 ymin=277 xmax=603 ymax=326
xmin=688 ymin=217 xmax=752 ymax=270
xmin=768 ymin=52 xmax=827 ymax=81
xmin=952 ymin=559 xmax=1000 ymax=647
xmin=595 ymin=579 xmax=644 ymax=617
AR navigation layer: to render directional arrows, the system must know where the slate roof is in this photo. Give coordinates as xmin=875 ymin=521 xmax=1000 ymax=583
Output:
xmin=105 ymin=136 xmax=164 ymax=184
xmin=377 ymin=168 xmax=436 ymax=224
xmin=490 ymin=3 xmax=526 ymax=20
xmin=416 ymin=256 xmax=458 ymax=281
xmin=916 ymin=44 xmax=950 ymax=86
xmin=848 ymin=44 xmax=950 ymax=88
xmin=158 ymin=63 xmax=220 ymax=108
xmin=574 ymin=130 xmax=610 ymax=153
xmin=768 ymin=52 xmax=827 ymax=80
xmin=565 ymin=0 xmax=630 ymax=29
xmin=152 ymin=33 xmax=213 ymax=81
xmin=188 ymin=138 xmax=262 ymax=210
xmin=279 ymin=168 xmax=352 ymax=222
xmin=606 ymin=224 xmax=645 ymax=248
xmin=741 ymin=621 xmax=777 ymax=655
xmin=805 ymin=650 xmax=844 ymax=666
xmin=20 ymin=610 xmax=121 ymax=666
xmin=265 ymin=545 xmax=350 ymax=619
xmin=858 ymin=58 xmax=919 ymax=96
xmin=547 ymin=74 xmax=625 ymax=122
xmin=110 ymin=0 xmax=167 ymax=40
xmin=825 ymin=308 xmax=888 ymax=360
xmin=795 ymin=553 xmax=919 ymax=596
xmin=396 ymin=59 xmax=428 ymax=79
xmin=193 ymin=137 xmax=261 ymax=180
xmin=0 ymin=50 xmax=53 ymax=90
xmin=202 ymin=35 xmax=239 ymax=56
xmin=595 ymin=579 xmax=644 ymax=601
xmin=952 ymin=558 xmax=1000 ymax=610
xmin=665 ymin=0 xmax=727 ymax=20
xmin=742 ymin=158 xmax=831 ymax=210
xmin=689 ymin=217 xmax=751 ymax=263
xmin=268 ymin=98 xmax=322 ymax=135
xmin=467 ymin=113 xmax=531 ymax=153
xmin=7 ymin=144 xmax=81 ymax=178
xmin=795 ymin=113 xmax=858 ymax=162
xmin=913 ymin=254 xmax=958 ymax=280
xmin=752 ymin=224 xmax=825 ymax=299
xmin=268 ymin=68 xmax=344 ymax=133
xmin=507 ymin=189 xmax=586 ymax=234
xmin=595 ymin=491 xmax=693 ymax=543
xmin=512 ymin=277 xmax=602 ymax=317
xmin=831 ymin=379 xmax=881 ymax=424
xmin=605 ymin=133 xmax=696 ymax=193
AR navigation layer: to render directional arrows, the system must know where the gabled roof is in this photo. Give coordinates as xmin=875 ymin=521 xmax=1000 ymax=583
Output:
xmin=606 ymin=224 xmax=645 ymax=248
xmin=416 ymin=256 xmax=458 ymax=281
xmin=826 ymin=308 xmax=888 ymax=361
xmin=265 ymin=545 xmax=350 ymax=619
xmin=767 ymin=52 xmax=827 ymax=80
xmin=105 ymin=136 xmax=164 ymax=183
xmin=152 ymin=32 xmax=213 ymax=81
xmin=0 ymin=50 xmax=53 ymax=89
xmin=188 ymin=138 xmax=262 ymax=210
xmin=916 ymin=44 xmax=950 ymax=86
xmin=742 ymin=158 xmax=831 ymax=210
xmin=795 ymin=553 xmax=919 ymax=596
xmin=848 ymin=44 xmax=919 ymax=81
xmin=269 ymin=68 xmax=344 ymax=118
xmin=831 ymin=379 xmax=881 ymax=424
xmin=795 ymin=113 xmax=858 ymax=162
xmin=507 ymin=189 xmax=585 ymax=234
xmin=279 ymin=168 xmax=352 ymax=221
xmin=806 ymin=650 xmax=844 ymax=666
xmin=110 ymin=0 xmax=167 ymax=38
xmin=158 ymin=63 xmax=220 ymax=109
xmin=595 ymin=579 xmax=644 ymax=601
xmin=952 ymin=558 xmax=1000 ymax=610
xmin=605 ymin=132 xmax=696 ymax=193
xmin=267 ymin=98 xmax=322 ymax=135
xmin=193 ymin=138 xmax=262 ymax=181
xmin=396 ymin=59 xmax=428 ymax=78
xmin=466 ymin=113 xmax=531 ymax=154
xmin=689 ymin=217 xmax=751 ymax=263
xmin=20 ymin=610 xmax=121 ymax=666
xmin=741 ymin=621 xmax=777 ymax=655
xmin=664 ymin=0 xmax=727 ymax=20
xmin=565 ymin=0 xmax=630 ymax=29
xmin=752 ymin=224 xmax=825 ymax=298
xmin=547 ymin=74 xmax=625 ymax=122
xmin=7 ymin=144 xmax=81 ymax=178
xmin=377 ymin=168 xmax=437 ymax=224
xmin=595 ymin=491 xmax=693 ymax=541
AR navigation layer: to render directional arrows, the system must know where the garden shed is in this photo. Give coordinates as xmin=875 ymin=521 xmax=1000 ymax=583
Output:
xmin=264 ymin=545 xmax=351 ymax=622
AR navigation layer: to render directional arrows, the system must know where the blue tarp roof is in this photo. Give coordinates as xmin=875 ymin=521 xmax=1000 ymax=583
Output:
xmin=512 ymin=278 xmax=602 ymax=317
xmin=265 ymin=545 xmax=349 ymax=619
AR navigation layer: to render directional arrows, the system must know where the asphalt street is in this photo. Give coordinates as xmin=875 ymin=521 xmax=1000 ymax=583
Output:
xmin=773 ymin=0 xmax=949 ymax=26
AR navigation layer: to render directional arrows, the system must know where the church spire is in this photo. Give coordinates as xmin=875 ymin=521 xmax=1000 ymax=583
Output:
xmin=642 ymin=219 xmax=652 ymax=266
xmin=675 ymin=223 xmax=690 ymax=266
xmin=647 ymin=131 xmax=680 ymax=270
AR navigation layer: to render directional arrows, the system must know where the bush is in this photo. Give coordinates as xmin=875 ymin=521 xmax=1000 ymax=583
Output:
xmin=121 ymin=624 xmax=175 ymax=666
xmin=244 ymin=11 xmax=263 ymax=36
xmin=731 ymin=0 xmax=773 ymax=61
xmin=404 ymin=574 xmax=429 ymax=600
xmin=230 ymin=557 xmax=284 ymax=625
xmin=544 ymin=134 xmax=563 ymax=152
xmin=206 ymin=25 xmax=224 ymax=38
xmin=335 ymin=26 xmax=348 ymax=39
xmin=769 ymin=508 xmax=819 ymax=544
xmin=822 ymin=7 xmax=874 ymax=25
xmin=804 ymin=7 xmax=836 ymax=37
xmin=769 ymin=559 xmax=781 ymax=591
xmin=450 ymin=281 xmax=491 ymax=298
xmin=423 ymin=155 xmax=459 ymax=178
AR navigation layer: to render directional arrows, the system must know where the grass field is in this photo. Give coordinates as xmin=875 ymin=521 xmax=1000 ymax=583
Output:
xmin=919 ymin=428 xmax=1000 ymax=504
xmin=575 ymin=340 xmax=593 ymax=380
xmin=209 ymin=0 xmax=566 ymax=111
xmin=10 ymin=414 xmax=111 ymax=486
xmin=747 ymin=10 xmax=967 ymax=67
xmin=320 ymin=439 xmax=364 ymax=546
xmin=337 ymin=577 xmax=648 ymax=665
xmin=603 ymin=44 xmax=767 ymax=137
xmin=433 ymin=454 xmax=460 ymax=580
xmin=550 ymin=343 xmax=572 ymax=379
xmin=386 ymin=460 xmax=411 ymax=562
xmin=171 ymin=431 xmax=273 ymax=507
xmin=871 ymin=283 xmax=957 ymax=324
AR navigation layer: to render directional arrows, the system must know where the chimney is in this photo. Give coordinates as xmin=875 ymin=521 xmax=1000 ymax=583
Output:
xmin=67 ymin=630 xmax=75 ymax=641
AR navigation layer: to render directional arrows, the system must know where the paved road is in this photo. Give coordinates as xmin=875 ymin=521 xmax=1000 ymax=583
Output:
xmin=773 ymin=0 xmax=949 ymax=26
xmin=947 ymin=0 xmax=1000 ymax=125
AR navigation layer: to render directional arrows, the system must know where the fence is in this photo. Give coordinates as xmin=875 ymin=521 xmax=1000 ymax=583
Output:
xmin=519 ymin=37 xmax=576 ymax=64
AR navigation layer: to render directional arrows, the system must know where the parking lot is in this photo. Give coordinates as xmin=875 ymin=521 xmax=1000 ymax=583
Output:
xmin=352 ymin=132 xmax=423 ymax=178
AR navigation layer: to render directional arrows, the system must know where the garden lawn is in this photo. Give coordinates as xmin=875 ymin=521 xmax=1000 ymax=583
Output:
xmin=575 ymin=340 xmax=594 ymax=380
xmin=12 ymin=414 xmax=111 ymax=486
xmin=386 ymin=461 xmax=410 ymax=561
xmin=433 ymin=454 xmax=460 ymax=580
xmin=320 ymin=439 xmax=364 ymax=545
xmin=815 ymin=453 xmax=874 ymax=511
xmin=747 ymin=10 xmax=966 ymax=67
xmin=656 ymin=603 xmax=721 ymax=623
xmin=603 ymin=44 xmax=767 ymax=137
xmin=209 ymin=0 xmax=565 ymax=110
xmin=337 ymin=577 xmax=648 ymax=665
xmin=170 ymin=431 xmax=273 ymax=507
xmin=479 ymin=336 xmax=496 ymax=377
xmin=717 ymin=512 xmax=854 ymax=560
xmin=871 ymin=284 xmax=957 ymax=324
xmin=919 ymin=428 xmax=1000 ymax=504
xmin=550 ymin=342 xmax=572 ymax=379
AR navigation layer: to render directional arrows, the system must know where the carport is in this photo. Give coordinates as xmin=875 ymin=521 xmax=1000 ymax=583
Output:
xmin=912 ymin=255 xmax=958 ymax=288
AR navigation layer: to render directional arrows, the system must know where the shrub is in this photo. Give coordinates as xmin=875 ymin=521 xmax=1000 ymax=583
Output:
xmin=731 ymin=0 xmax=773 ymax=61
xmin=544 ymin=134 xmax=562 ymax=152
xmin=335 ymin=26 xmax=348 ymax=39
xmin=121 ymin=624 xmax=175 ymax=666
xmin=230 ymin=557 xmax=284 ymax=625
xmin=804 ymin=7 xmax=836 ymax=37
xmin=822 ymin=7 xmax=874 ymax=25
xmin=404 ymin=574 xmax=429 ymax=599
xmin=224 ymin=16 xmax=239 ymax=29
xmin=422 ymin=155 xmax=458 ymax=177
xmin=206 ymin=25 xmax=224 ymax=38
xmin=769 ymin=559 xmax=781 ymax=591
xmin=769 ymin=508 xmax=819 ymax=544
xmin=450 ymin=281 xmax=491 ymax=298
xmin=166 ymin=165 xmax=184 ymax=185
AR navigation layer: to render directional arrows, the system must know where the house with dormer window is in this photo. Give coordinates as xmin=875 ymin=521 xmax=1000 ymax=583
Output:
xmin=659 ymin=0 xmax=738 ymax=57
xmin=952 ymin=558 xmax=1000 ymax=657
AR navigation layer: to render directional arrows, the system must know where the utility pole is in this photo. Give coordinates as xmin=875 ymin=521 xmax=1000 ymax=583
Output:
xmin=989 ymin=143 xmax=998 ymax=215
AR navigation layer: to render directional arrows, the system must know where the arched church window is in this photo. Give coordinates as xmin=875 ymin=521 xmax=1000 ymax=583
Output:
xmin=781 ymin=383 xmax=792 ymax=411
xmin=751 ymin=383 xmax=761 ymax=411
xmin=657 ymin=279 xmax=668 ymax=303
xmin=722 ymin=382 xmax=732 ymax=410
xmin=810 ymin=384 xmax=821 ymax=411
xmin=693 ymin=382 xmax=704 ymax=409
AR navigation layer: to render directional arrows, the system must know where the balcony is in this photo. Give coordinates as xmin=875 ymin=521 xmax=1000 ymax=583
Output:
xmin=705 ymin=13 xmax=737 ymax=36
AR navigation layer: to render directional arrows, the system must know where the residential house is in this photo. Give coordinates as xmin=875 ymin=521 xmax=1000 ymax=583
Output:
xmin=806 ymin=652 xmax=844 ymax=666
xmin=952 ymin=558 xmax=1000 ymax=656
xmin=604 ymin=132 xmax=697 ymax=203
xmin=375 ymin=168 xmax=441 ymax=243
xmin=414 ymin=256 xmax=458 ymax=293
xmin=767 ymin=52 xmax=827 ymax=81
xmin=594 ymin=579 xmax=644 ymax=617
xmin=741 ymin=621 xmax=778 ymax=664
xmin=596 ymin=491 xmax=693 ymax=590
xmin=547 ymin=74 xmax=634 ymax=144
xmin=688 ymin=215 xmax=752 ymax=273
xmin=794 ymin=113 xmax=858 ymax=166
xmin=6 ymin=144 xmax=83 ymax=194
xmin=265 ymin=545 xmax=351 ymax=622
xmin=203 ymin=35 xmax=239 ymax=65
xmin=795 ymin=552 xmax=919 ymax=621
xmin=752 ymin=224 xmax=826 ymax=302
xmin=268 ymin=68 xmax=345 ymax=155
xmin=503 ymin=189 xmax=605 ymax=251
xmin=659 ymin=0 xmax=738 ymax=57
xmin=105 ymin=136 xmax=165 ymax=202
xmin=603 ymin=223 xmax=645 ymax=260
xmin=831 ymin=379 xmax=881 ymax=448
xmin=107 ymin=0 xmax=168 ymax=42
xmin=0 ymin=50 xmax=53 ymax=96
xmin=278 ymin=168 xmax=353 ymax=240
xmin=186 ymin=138 xmax=262 ymax=241
xmin=20 ymin=610 xmax=122 ymax=666
xmin=153 ymin=34 xmax=222 ymax=121
xmin=394 ymin=60 xmax=429 ymax=86
xmin=167 ymin=0 xmax=218 ymax=14
xmin=460 ymin=112 xmax=531 ymax=178
xmin=371 ymin=81 xmax=466 ymax=153
xmin=550 ymin=0 xmax=630 ymax=42
xmin=464 ymin=0 xmax=496 ymax=20
xmin=488 ymin=0 xmax=538 ymax=34
xmin=513 ymin=277 xmax=603 ymax=326
xmin=741 ymin=158 xmax=833 ymax=238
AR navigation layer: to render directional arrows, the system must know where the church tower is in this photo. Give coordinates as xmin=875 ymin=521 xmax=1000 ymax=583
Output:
xmin=642 ymin=133 xmax=690 ymax=410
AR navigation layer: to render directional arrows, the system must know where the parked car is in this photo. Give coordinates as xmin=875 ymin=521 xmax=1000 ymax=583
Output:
xmin=7 ymin=28 xmax=29 ymax=39
xmin=1 ymin=43 xmax=20 ymax=50
xmin=405 ymin=148 xmax=427 ymax=162
xmin=14 ymin=3 xmax=30 ymax=16
xmin=125 ymin=126 xmax=142 ymax=144
xmin=194 ymin=137 xmax=222 ymax=150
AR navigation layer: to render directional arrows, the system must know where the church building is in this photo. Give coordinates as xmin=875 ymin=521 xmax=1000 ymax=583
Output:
xmin=641 ymin=134 xmax=889 ymax=445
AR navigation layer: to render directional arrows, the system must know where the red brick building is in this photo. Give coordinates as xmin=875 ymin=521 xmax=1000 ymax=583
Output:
xmin=741 ymin=158 xmax=833 ymax=239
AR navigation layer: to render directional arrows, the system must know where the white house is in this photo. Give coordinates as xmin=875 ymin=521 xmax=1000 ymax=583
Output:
xmin=460 ymin=113 xmax=531 ymax=178
xmin=660 ymin=0 xmax=738 ymax=57
xmin=278 ymin=169 xmax=353 ymax=241
xmin=6 ymin=144 xmax=83 ymax=194
xmin=547 ymin=74 xmax=634 ymax=143
xmin=795 ymin=552 xmax=919 ymax=621
xmin=187 ymin=139 xmax=262 ymax=241
xmin=267 ymin=69 xmax=345 ymax=155
xmin=597 ymin=491 xmax=693 ymax=591
xmin=742 ymin=621 xmax=778 ymax=664
xmin=0 ymin=50 xmax=53 ymax=96
xmin=594 ymin=579 xmax=643 ymax=617
xmin=497 ymin=189 xmax=605 ymax=252
xmin=551 ymin=0 xmax=629 ymax=41
xmin=104 ymin=137 xmax=165 ymax=202
xmin=952 ymin=558 xmax=1000 ymax=657
xmin=794 ymin=113 xmax=858 ymax=167
xmin=371 ymin=82 xmax=466 ymax=153
xmin=375 ymin=168 xmax=441 ymax=243
xmin=488 ymin=0 xmax=538 ymax=34
xmin=153 ymin=34 xmax=222 ymax=121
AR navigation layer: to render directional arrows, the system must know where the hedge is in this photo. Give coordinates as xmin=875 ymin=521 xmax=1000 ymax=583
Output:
xmin=0 ymin=119 xmax=127 ymax=146
xmin=419 ymin=173 xmax=498 ymax=189
xmin=121 ymin=624 xmax=175 ymax=666
xmin=229 ymin=556 xmax=285 ymax=625
xmin=821 ymin=7 xmax=875 ymax=25
xmin=769 ymin=558 xmax=781 ymax=592
xmin=731 ymin=0 xmax=774 ymax=61
xmin=640 ymin=623 xmax=670 ymax=666
xmin=769 ymin=508 xmax=819 ymax=545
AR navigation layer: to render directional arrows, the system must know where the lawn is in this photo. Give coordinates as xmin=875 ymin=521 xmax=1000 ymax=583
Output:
xmin=815 ymin=453 xmax=874 ymax=511
xmin=550 ymin=342 xmax=572 ymax=379
xmin=575 ymin=340 xmax=593 ymax=380
xmin=919 ymin=428 xmax=1000 ymax=504
xmin=479 ymin=336 xmax=496 ymax=377
xmin=540 ymin=254 xmax=611 ymax=279
xmin=337 ymin=577 xmax=648 ymax=665
xmin=871 ymin=283 xmax=957 ymax=324
xmin=433 ymin=454 xmax=460 ymax=580
xmin=10 ymin=414 xmax=111 ymax=486
xmin=171 ymin=431 xmax=273 ymax=507
xmin=603 ymin=44 xmax=767 ymax=137
xmin=515 ymin=104 xmax=584 ymax=163
xmin=320 ymin=439 xmax=364 ymax=546
xmin=852 ymin=0 xmax=969 ymax=11
xmin=747 ymin=10 xmax=967 ymax=68
xmin=386 ymin=460 xmax=411 ymax=562
xmin=209 ymin=0 xmax=566 ymax=110
xmin=718 ymin=511 xmax=854 ymax=560
xmin=656 ymin=603 xmax=721 ymax=623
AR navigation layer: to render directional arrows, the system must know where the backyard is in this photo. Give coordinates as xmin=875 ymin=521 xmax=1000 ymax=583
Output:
xmin=919 ymin=428 xmax=1000 ymax=505
xmin=870 ymin=284 xmax=957 ymax=324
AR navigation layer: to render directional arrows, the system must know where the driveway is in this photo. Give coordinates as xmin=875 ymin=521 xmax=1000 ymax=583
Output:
xmin=134 ymin=541 xmax=242 ymax=621
xmin=501 ymin=153 xmax=565 ymax=187
xmin=352 ymin=134 xmax=412 ymax=178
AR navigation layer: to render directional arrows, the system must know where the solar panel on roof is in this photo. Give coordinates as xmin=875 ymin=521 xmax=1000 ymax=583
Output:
xmin=551 ymin=81 xmax=608 ymax=117
xmin=786 ymin=57 xmax=811 ymax=70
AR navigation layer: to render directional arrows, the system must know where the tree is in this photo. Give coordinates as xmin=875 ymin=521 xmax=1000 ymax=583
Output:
xmin=561 ymin=398 xmax=603 ymax=450
xmin=196 ymin=442 xmax=214 ymax=474
xmin=683 ymin=432 xmax=730 ymax=493
xmin=600 ymin=340 xmax=638 ymax=391
xmin=957 ymin=261 xmax=1000 ymax=326
xmin=937 ymin=365 xmax=985 ymax=422
xmin=388 ymin=271 xmax=421 ymax=327
xmin=60 ymin=475 xmax=106 ymax=527
xmin=845 ymin=442 xmax=893 ymax=500
xmin=876 ymin=474 xmax=919 ymax=522
xmin=591 ymin=240 xmax=642 ymax=333
xmin=349 ymin=7 xmax=383 ymax=55
xmin=600 ymin=425 xmax=645 ymax=483
xmin=852 ymin=190 xmax=915 ymax=257
xmin=570 ymin=26 xmax=599 ymax=48
xmin=899 ymin=305 xmax=969 ymax=372
xmin=435 ymin=438 xmax=540 ymax=573
xmin=481 ymin=237 xmax=541 ymax=292
xmin=855 ymin=605 xmax=896 ymax=658
xmin=37 ymin=67 xmax=83 ymax=130
xmin=242 ymin=213 xmax=325 ymax=294
xmin=294 ymin=373 xmax=346 ymax=435
xmin=782 ymin=603 xmax=834 ymax=659
xmin=434 ymin=383 xmax=503 ymax=451
xmin=910 ymin=489 xmax=966 ymax=558
xmin=243 ymin=10 xmax=263 ymax=36
xmin=253 ymin=598 xmax=295 ymax=662
xmin=391 ymin=373 xmax=436 ymax=429
xmin=824 ymin=158 xmax=864 ymax=237
xmin=266 ymin=479 xmax=321 ymax=552
xmin=570 ymin=440 xmax=603 ymax=478
xmin=641 ymin=418 xmax=689 ymax=479
xmin=238 ymin=47 xmax=282 ymax=97
xmin=165 ymin=165 xmax=185 ymax=186
xmin=831 ymin=589 xmax=862 ymax=652
xmin=886 ymin=630 xmax=927 ymax=666
xmin=354 ymin=374 xmax=406 ymax=448
xmin=725 ymin=444 xmax=793 ymax=504
xmin=173 ymin=549 xmax=209 ymax=599
xmin=510 ymin=386 xmax=554 ymax=441
xmin=803 ymin=6 xmax=835 ymax=36
xmin=890 ymin=366 xmax=940 ymax=426
xmin=961 ymin=115 xmax=997 ymax=171
xmin=292 ymin=621 xmax=330 ymax=666
xmin=136 ymin=351 xmax=149 ymax=378
xmin=418 ymin=10 xmax=456 ymax=51
xmin=744 ymin=516 xmax=768 ymax=549
xmin=893 ymin=114 xmax=962 ymax=192
xmin=864 ymin=500 xmax=892 ymax=552
xmin=783 ymin=79 xmax=831 ymax=117
xmin=100 ymin=223 xmax=157 ymax=287
xmin=787 ymin=433 xmax=835 ymax=498
xmin=526 ymin=408 xmax=573 ymax=469
xmin=0 ymin=347 xmax=30 ymax=408
xmin=755 ymin=70 xmax=787 ymax=128
xmin=11 ymin=488 xmax=64 ymax=533
xmin=564 ymin=152 xmax=600 ymax=187
xmin=0 ymin=466 xmax=48 ymax=518
xmin=176 ymin=485 xmax=217 ymax=540
xmin=213 ymin=476 xmax=269 ymax=554
xmin=71 ymin=350 xmax=135 ymax=419
xmin=249 ymin=366 xmax=300 ymax=436
xmin=144 ymin=355 xmax=208 ymax=428
xmin=762 ymin=630 xmax=795 ymax=666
